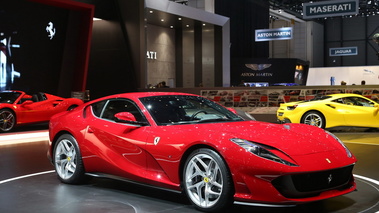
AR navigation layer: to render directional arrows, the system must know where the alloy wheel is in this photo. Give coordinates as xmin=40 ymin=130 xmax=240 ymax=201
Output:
xmin=184 ymin=152 xmax=224 ymax=209
xmin=54 ymin=139 xmax=77 ymax=180
xmin=0 ymin=110 xmax=15 ymax=132
xmin=303 ymin=112 xmax=325 ymax=128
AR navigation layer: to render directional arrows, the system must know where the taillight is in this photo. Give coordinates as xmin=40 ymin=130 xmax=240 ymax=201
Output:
xmin=287 ymin=105 xmax=298 ymax=110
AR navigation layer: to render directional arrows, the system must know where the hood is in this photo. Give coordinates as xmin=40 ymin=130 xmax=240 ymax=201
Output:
xmin=196 ymin=121 xmax=338 ymax=156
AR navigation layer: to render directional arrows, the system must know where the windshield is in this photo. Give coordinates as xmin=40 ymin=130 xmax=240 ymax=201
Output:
xmin=140 ymin=95 xmax=244 ymax=125
xmin=0 ymin=91 xmax=22 ymax=104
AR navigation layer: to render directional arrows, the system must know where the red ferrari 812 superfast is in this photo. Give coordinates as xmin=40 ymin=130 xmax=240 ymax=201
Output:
xmin=47 ymin=92 xmax=356 ymax=212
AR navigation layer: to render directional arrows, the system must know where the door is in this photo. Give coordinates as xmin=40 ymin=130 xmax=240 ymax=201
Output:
xmin=83 ymin=98 xmax=150 ymax=181
xmin=339 ymin=97 xmax=379 ymax=127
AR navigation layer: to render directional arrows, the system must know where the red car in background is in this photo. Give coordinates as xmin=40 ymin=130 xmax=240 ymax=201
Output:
xmin=0 ymin=90 xmax=83 ymax=132
xmin=48 ymin=92 xmax=356 ymax=212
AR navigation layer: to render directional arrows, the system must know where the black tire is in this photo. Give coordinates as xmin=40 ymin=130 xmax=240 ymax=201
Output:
xmin=0 ymin=109 xmax=16 ymax=132
xmin=301 ymin=111 xmax=326 ymax=128
xmin=53 ymin=134 xmax=87 ymax=184
xmin=183 ymin=148 xmax=233 ymax=212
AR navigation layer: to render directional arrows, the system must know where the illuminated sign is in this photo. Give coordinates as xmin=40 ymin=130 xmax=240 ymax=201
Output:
xmin=46 ymin=22 xmax=56 ymax=40
xmin=255 ymin=27 xmax=292 ymax=42
xmin=147 ymin=51 xmax=157 ymax=60
xmin=329 ymin=47 xmax=358 ymax=56
xmin=303 ymin=0 xmax=358 ymax=19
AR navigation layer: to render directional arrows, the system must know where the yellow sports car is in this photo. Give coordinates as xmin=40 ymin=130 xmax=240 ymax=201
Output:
xmin=277 ymin=93 xmax=379 ymax=128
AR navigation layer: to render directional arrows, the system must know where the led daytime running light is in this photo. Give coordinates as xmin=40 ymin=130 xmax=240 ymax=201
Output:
xmin=231 ymin=138 xmax=297 ymax=166
xmin=325 ymin=131 xmax=353 ymax=158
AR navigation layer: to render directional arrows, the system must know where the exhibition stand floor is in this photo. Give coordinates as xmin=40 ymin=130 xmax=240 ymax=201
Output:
xmin=0 ymin=126 xmax=378 ymax=213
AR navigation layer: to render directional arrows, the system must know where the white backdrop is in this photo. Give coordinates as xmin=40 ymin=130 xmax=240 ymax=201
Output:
xmin=306 ymin=66 xmax=379 ymax=86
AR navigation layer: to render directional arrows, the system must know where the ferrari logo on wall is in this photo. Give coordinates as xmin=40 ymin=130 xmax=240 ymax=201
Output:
xmin=46 ymin=22 xmax=56 ymax=40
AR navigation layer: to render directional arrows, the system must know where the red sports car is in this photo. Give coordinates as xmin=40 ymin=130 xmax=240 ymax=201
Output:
xmin=48 ymin=92 xmax=356 ymax=212
xmin=0 ymin=90 xmax=83 ymax=132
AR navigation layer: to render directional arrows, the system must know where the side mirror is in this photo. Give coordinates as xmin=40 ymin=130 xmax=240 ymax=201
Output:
xmin=115 ymin=112 xmax=137 ymax=122
xmin=114 ymin=112 xmax=147 ymax=126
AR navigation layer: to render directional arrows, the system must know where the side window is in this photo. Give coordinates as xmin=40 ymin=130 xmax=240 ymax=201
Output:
xmin=332 ymin=98 xmax=344 ymax=104
xmin=91 ymin=100 xmax=107 ymax=117
xmin=342 ymin=97 xmax=375 ymax=107
xmin=354 ymin=97 xmax=375 ymax=107
xmin=97 ymin=99 xmax=145 ymax=122
xmin=343 ymin=97 xmax=354 ymax=105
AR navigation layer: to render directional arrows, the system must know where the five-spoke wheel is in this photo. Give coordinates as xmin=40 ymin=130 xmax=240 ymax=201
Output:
xmin=301 ymin=111 xmax=325 ymax=128
xmin=53 ymin=134 xmax=86 ymax=184
xmin=183 ymin=148 xmax=233 ymax=212
xmin=0 ymin=109 xmax=16 ymax=132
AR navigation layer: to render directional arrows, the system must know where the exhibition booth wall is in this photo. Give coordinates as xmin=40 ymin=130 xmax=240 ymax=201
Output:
xmin=1 ymin=0 xmax=93 ymax=97
xmin=307 ymin=66 xmax=379 ymax=86
xmin=141 ymin=83 xmax=379 ymax=118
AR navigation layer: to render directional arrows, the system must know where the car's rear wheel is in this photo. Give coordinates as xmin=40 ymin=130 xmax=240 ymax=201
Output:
xmin=0 ymin=109 xmax=16 ymax=132
xmin=53 ymin=134 xmax=86 ymax=184
xmin=183 ymin=148 xmax=233 ymax=212
xmin=301 ymin=111 xmax=325 ymax=128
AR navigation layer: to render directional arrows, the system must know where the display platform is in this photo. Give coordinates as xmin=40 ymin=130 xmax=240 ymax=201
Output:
xmin=0 ymin=129 xmax=378 ymax=213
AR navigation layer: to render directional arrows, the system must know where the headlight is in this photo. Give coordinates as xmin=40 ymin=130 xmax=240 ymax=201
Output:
xmin=230 ymin=138 xmax=297 ymax=166
xmin=325 ymin=131 xmax=353 ymax=158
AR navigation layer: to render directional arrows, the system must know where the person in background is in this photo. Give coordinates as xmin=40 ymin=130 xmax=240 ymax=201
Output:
xmin=158 ymin=81 xmax=169 ymax=88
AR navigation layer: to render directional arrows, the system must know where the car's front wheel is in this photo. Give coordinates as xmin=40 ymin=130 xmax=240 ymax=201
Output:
xmin=301 ymin=111 xmax=325 ymax=128
xmin=0 ymin=109 xmax=16 ymax=132
xmin=183 ymin=148 xmax=233 ymax=212
xmin=53 ymin=134 xmax=86 ymax=184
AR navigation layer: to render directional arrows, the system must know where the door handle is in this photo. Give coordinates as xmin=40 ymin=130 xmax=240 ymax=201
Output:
xmin=87 ymin=126 xmax=94 ymax=133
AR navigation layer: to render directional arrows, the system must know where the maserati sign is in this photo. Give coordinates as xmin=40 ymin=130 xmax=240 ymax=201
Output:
xmin=303 ymin=0 xmax=359 ymax=19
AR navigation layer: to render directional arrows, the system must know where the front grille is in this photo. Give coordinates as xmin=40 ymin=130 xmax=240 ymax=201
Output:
xmin=272 ymin=165 xmax=354 ymax=198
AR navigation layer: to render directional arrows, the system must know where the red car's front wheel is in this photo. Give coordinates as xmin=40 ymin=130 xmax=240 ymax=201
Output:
xmin=53 ymin=134 xmax=87 ymax=184
xmin=183 ymin=148 xmax=234 ymax=212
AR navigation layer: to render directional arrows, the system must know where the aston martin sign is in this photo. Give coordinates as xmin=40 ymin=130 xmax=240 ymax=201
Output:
xmin=303 ymin=0 xmax=359 ymax=19
xmin=255 ymin=27 xmax=293 ymax=42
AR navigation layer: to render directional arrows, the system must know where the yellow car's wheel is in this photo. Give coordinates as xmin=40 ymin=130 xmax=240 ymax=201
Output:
xmin=301 ymin=111 xmax=325 ymax=129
